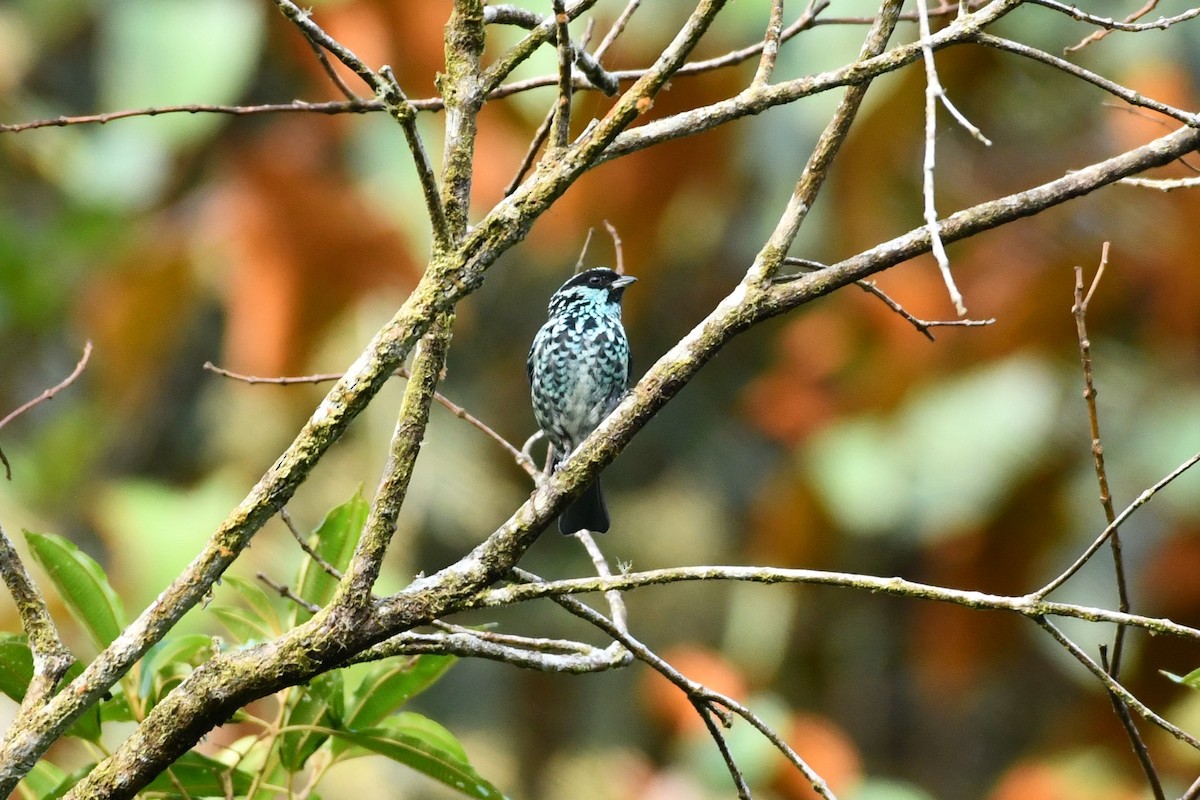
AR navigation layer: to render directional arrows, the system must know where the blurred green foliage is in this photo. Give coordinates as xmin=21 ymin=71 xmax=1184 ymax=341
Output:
xmin=3 ymin=0 xmax=1200 ymax=798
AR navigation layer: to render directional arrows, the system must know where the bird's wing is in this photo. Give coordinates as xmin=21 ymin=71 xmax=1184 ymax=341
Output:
xmin=526 ymin=335 xmax=537 ymax=384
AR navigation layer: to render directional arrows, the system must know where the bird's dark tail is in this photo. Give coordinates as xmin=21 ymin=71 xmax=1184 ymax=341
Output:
xmin=559 ymin=477 xmax=609 ymax=534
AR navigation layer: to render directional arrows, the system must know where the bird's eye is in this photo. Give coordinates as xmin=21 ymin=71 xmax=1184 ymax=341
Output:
xmin=588 ymin=276 xmax=604 ymax=287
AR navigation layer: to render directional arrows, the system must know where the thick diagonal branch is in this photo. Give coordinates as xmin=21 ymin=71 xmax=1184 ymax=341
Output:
xmin=0 ymin=523 xmax=74 ymax=713
xmin=337 ymin=316 xmax=454 ymax=607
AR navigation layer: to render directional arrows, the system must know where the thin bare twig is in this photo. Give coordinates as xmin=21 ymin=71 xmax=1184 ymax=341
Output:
xmin=279 ymin=508 xmax=343 ymax=580
xmin=697 ymin=705 xmax=753 ymax=799
xmin=475 ymin=566 xmax=1200 ymax=642
xmin=0 ymin=342 xmax=94 ymax=432
xmin=593 ymin=0 xmax=644 ymax=59
xmin=204 ymin=362 xmax=538 ymax=477
xmin=778 ymin=257 xmax=995 ymax=340
xmin=0 ymin=101 xmax=387 ymax=134
xmin=573 ymin=530 xmax=628 ymax=633
xmin=1038 ymin=617 xmax=1200 ymax=751
xmin=429 ymin=620 xmax=594 ymax=655
xmin=379 ymin=65 xmax=451 ymax=248
xmin=0 ymin=341 xmax=93 ymax=480
xmin=1065 ymin=0 xmax=1160 ymax=53
xmin=1099 ymin=645 xmax=1165 ymax=800
xmin=1036 ymin=448 xmax=1200 ymax=598
xmin=915 ymin=0 xmax=990 ymax=316
xmin=574 ymin=227 xmax=596 ymax=273
xmin=512 ymin=567 xmax=836 ymax=798
xmin=603 ymin=221 xmax=625 ymax=276
xmin=1072 ymin=245 xmax=1130 ymax=667
xmin=302 ymin=28 xmax=362 ymax=101
xmin=272 ymin=0 xmax=450 ymax=247
xmin=1028 ymin=0 xmax=1200 ymax=34
xmin=858 ymin=280 xmax=995 ymax=339
xmin=748 ymin=0 xmax=905 ymax=287
xmin=1073 ymin=248 xmax=1160 ymax=796
xmin=973 ymin=34 xmax=1198 ymax=129
xmin=256 ymin=572 xmax=320 ymax=615
xmin=504 ymin=108 xmax=557 ymax=197
xmin=202 ymin=362 xmax=341 ymax=385
xmin=1120 ymin=176 xmax=1200 ymax=191
xmin=356 ymin=627 xmax=627 ymax=673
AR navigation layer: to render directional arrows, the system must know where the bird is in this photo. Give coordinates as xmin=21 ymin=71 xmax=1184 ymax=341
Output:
xmin=528 ymin=267 xmax=636 ymax=534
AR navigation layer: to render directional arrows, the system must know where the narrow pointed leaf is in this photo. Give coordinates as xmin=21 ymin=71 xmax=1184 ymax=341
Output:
xmin=221 ymin=575 xmax=282 ymax=634
xmin=138 ymin=633 xmax=216 ymax=703
xmin=336 ymin=726 xmax=507 ymax=800
xmin=1162 ymin=667 xmax=1200 ymax=689
xmin=0 ymin=634 xmax=34 ymax=702
xmin=293 ymin=491 xmax=367 ymax=622
xmin=15 ymin=760 xmax=66 ymax=800
xmin=24 ymin=530 xmax=126 ymax=650
xmin=209 ymin=604 xmax=274 ymax=643
xmin=279 ymin=672 xmax=344 ymax=770
xmin=144 ymin=751 xmax=256 ymax=795
xmin=346 ymin=655 xmax=456 ymax=729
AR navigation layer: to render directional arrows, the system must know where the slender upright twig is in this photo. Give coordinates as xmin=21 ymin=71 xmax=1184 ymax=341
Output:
xmin=751 ymin=0 xmax=786 ymax=86
xmin=603 ymin=221 xmax=625 ymax=275
xmin=1071 ymin=246 xmax=1130 ymax=664
xmin=551 ymin=0 xmax=574 ymax=148
xmin=1071 ymin=247 xmax=1161 ymax=796
xmin=748 ymin=0 xmax=904 ymax=287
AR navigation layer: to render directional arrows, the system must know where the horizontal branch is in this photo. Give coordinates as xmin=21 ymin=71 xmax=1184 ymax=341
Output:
xmin=469 ymin=565 xmax=1200 ymax=642
xmin=600 ymin=0 xmax=1024 ymax=162
xmin=0 ymin=101 xmax=387 ymax=134
xmin=356 ymin=628 xmax=631 ymax=673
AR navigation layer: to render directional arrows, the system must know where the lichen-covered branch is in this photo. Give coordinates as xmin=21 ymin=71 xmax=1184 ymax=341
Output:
xmin=0 ymin=523 xmax=74 ymax=713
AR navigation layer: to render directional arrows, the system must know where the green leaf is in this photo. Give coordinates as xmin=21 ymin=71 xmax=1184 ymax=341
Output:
xmin=27 ymin=762 xmax=93 ymax=800
xmin=144 ymin=751 xmax=256 ymax=796
xmin=138 ymin=633 xmax=215 ymax=704
xmin=209 ymin=604 xmax=274 ymax=644
xmin=346 ymin=655 xmax=456 ymax=730
xmin=279 ymin=672 xmax=345 ymax=770
xmin=221 ymin=575 xmax=282 ymax=636
xmin=1162 ymin=667 xmax=1200 ymax=689
xmin=384 ymin=712 xmax=469 ymax=763
xmin=99 ymin=691 xmax=135 ymax=723
xmin=294 ymin=491 xmax=368 ymax=623
xmin=65 ymin=705 xmax=102 ymax=743
xmin=0 ymin=633 xmax=34 ymax=702
xmin=25 ymin=531 xmax=126 ymax=650
xmin=15 ymin=760 xmax=65 ymax=800
xmin=0 ymin=651 xmax=99 ymax=741
xmin=336 ymin=726 xmax=507 ymax=800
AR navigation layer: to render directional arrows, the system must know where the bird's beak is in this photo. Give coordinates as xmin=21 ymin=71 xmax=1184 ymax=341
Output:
xmin=612 ymin=275 xmax=637 ymax=289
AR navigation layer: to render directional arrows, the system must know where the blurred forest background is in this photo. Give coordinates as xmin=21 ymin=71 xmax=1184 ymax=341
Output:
xmin=4 ymin=1 xmax=1200 ymax=798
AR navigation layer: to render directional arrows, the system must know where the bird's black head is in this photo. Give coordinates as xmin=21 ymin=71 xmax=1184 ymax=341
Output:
xmin=549 ymin=267 xmax=637 ymax=315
